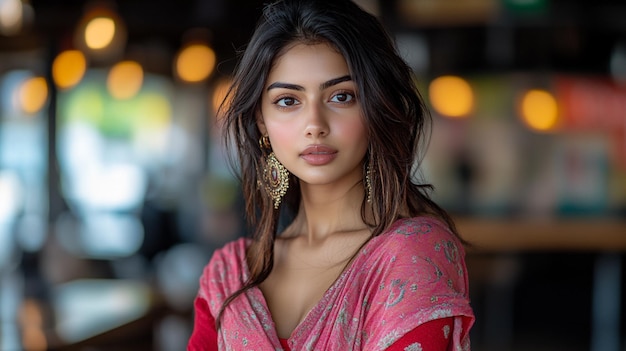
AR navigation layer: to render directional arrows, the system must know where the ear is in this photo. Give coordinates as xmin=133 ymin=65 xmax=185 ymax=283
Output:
xmin=256 ymin=111 xmax=268 ymax=135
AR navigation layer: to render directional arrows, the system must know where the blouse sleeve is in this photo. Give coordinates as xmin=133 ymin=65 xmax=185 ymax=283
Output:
xmin=187 ymin=247 xmax=226 ymax=351
xmin=363 ymin=218 xmax=475 ymax=351
xmin=386 ymin=317 xmax=454 ymax=351
xmin=187 ymin=294 xmax=219 ymax=350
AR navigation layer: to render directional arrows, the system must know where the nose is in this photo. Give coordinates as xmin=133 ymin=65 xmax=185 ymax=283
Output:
xmin=304 ymin=102 xmax=329 ymax=138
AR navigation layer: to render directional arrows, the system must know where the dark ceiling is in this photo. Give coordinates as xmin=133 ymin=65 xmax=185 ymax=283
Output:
xmin=2 ymin=0 xmax=625 ymax=77
xmin=28 ymin=0 xmax=261 ymax=46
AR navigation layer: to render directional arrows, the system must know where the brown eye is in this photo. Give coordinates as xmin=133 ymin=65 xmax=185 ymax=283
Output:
xmin=275 ymin=96 xmax=299 ymax=107
xmin=330 ymin=92 xmax=354 ymax=103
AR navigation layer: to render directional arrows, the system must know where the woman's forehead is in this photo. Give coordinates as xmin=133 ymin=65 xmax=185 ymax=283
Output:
xmin=268 ymin=43 xmax=349 ymax=80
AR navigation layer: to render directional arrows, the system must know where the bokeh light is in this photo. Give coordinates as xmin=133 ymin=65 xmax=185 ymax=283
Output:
xmin=175 ymin=44 xmax=216 ymax=83
xmin=18 ymin=77 xmax=48 ymax=114
xmin=84 ymin=17 xmax=115 ymax=50
xmin=0 ymin=0 xmax=22 ymax=36
xmin=520 ymin=89 xmax=559 ymax=131
xmin=107 ymin=61 xmax=143 ymax=100
xmin=429 ymin=75 xmax=474 ymax=118
xmin=52 ymin=50 xmax=87 ymax=89
xmin=0 ymin=171 xmax=21 ymax=221
xmin=74 ymin=7 xmax=127 ymax=62
xmin=211 ymin=77 xmax=232 ymax=119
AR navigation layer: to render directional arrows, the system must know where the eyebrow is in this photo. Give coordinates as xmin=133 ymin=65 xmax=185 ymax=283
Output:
xmin=266 ymin=75 xmax=352 ymax=91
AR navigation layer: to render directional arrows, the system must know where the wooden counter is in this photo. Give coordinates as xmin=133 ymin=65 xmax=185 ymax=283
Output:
xmin=455 ymin=217 xmax=626 ymax=252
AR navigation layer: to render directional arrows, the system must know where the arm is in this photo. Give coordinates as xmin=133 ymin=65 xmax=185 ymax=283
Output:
xmin=386 ymin=317 xmax=454 ymax=351
xmin=187 ymin=297 xmax=218 ymax=351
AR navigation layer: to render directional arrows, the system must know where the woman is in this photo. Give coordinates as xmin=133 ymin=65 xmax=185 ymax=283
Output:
xmin=188 ymin=0 xmax=475 ymax=350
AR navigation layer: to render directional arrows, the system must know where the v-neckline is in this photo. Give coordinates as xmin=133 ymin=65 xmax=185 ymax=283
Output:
xmin=236 ymin=219 xmax=411 ymax=346
xmin=253 ymin=265 xmax=352 ymax=344
xmin=242 ymin=237 xmax=369 ymax=345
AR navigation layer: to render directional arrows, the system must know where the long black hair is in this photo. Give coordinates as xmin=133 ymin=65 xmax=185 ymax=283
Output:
xmin=217 ymin=0 xmax=461 ymax=327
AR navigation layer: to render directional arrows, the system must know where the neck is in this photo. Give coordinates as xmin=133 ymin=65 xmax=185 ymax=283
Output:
xmin=287 ymin=180 xmax=370 ymax=245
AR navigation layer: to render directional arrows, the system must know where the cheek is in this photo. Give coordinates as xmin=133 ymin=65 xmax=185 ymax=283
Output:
xmin=265 ymin=121 xmax=295 ymax=148
xmin=336 ymin=118 xmax=368 ymax=148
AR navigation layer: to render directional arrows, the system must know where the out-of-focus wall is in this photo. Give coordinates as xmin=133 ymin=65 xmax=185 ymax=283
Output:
xmin=0 ymin=0 xmax=624 ymax=350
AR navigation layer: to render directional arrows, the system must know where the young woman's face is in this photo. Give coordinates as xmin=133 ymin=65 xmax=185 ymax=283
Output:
xmin=259 ymin=43 xmax=368 ymax=188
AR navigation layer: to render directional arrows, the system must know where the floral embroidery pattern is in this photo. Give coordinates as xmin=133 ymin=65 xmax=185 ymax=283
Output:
xmin=378 ymin=330 xmax=402 ymax=349
xmin=404 ymin=342 xmax=423 ymax=351
xmin=393 ymin=221 xmax=432 ymax=236
xmin=386 ymin=279 xmax=407 ymax=307
xmin=443 ymin=324 xmax=451 ymax=339
xmin=198 ymin=217 xmax=474 ymax=350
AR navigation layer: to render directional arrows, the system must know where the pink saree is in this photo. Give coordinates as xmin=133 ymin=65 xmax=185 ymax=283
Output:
xmin=194 ymin=217 xmax=475 ymax=350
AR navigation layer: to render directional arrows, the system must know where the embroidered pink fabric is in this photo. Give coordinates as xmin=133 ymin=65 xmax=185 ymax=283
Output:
xmin=196 ymin=216 xmax=475 ymax=350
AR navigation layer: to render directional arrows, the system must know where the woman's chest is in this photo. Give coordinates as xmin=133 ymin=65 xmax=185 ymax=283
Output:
xmin=260 ymin=250 xmax=349 ymax=337
xmin=259 ymin=235 xmax=368 ymax=338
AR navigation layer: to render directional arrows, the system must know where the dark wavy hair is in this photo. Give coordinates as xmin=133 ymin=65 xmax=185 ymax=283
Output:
xmin=217 ymin=0 xmax=461 ymax=326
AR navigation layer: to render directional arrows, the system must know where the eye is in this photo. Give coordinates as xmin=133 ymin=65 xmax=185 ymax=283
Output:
xmin=330 ymin=92 xmax=354 ymax=103
xmin=274 ymin=96 xmax=300 ymax=107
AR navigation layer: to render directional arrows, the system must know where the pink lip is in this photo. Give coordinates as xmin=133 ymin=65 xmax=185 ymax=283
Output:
xmin=300 ymin=145 xmax=338 ymax=165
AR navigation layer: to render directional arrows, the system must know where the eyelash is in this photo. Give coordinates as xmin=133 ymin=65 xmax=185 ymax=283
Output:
xmin=271 ymin=90 xmax=356 ymax=109
xmin=273 ymin=95 xmax=299 ymax=108
xmin=330 ymin=90 xmax=355 ymax=104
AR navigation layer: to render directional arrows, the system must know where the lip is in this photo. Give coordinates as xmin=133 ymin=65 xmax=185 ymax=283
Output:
xmin=300 ymin=145 xmax=338 ymax=165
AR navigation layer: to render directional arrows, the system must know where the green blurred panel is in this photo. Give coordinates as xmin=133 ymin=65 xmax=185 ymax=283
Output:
xmin=471 ymin=75 xmax=515 ymax=121
xmin=59 ymin=83 xmax=105 ymax=126
xmin=59 ymin=71 xmax=173 ymax=140
xmin=503 ymin=0 xmax=548 ymax=14
xmin=102 ymin=98 xmax=137 ymax=139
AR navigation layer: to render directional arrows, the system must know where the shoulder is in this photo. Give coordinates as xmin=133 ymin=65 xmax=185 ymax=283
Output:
xmin=208 ymin=237 xmax=249 ymax=266
xmin=197 ymin=238 xmax=249 ymax=306
xmin=378 ymin=216 xmax=464 ymax=258
xmin=386 ymin=216 xmax=455 ymax=239
xmin=202 ymin=237 xmax=248 ymax=276
xmin=363 ymin=216 xmax=469 ymax=297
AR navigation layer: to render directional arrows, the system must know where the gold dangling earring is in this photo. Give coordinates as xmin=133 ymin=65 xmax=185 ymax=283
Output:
xmin=264 ymin=153 xmax=289 ymax=209
xmin=365 ymin=161 xmax=372 ymax=203
xmin=259 ymin=135 xmax=289 ymax=209
xmin=259 ymin=135 xmax=271 ymax=149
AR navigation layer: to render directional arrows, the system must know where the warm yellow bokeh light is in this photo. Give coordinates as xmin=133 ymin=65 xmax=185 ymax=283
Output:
xmin=520 ymin=89 xmax=559 ymax=131
xmin=18 ymin=77 xmax=48 ymax=114
xmin=429 ymin=75 xmax=474 ymax=118
xmin=85 ymin=17 xmax=116 ymax=50
xmin=52 ymin=50 xmax=87 ymax=89
xmin=175 ymin=44 xmax=216 ymax=83
xmin=211 ymin=78 xmax=232 ymax=117
xmin=107 ymin=61 xmax=143 ymax=100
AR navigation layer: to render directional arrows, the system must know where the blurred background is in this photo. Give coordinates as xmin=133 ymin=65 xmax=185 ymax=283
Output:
xmin=0 ymin=0 xmax=624 ymax=350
